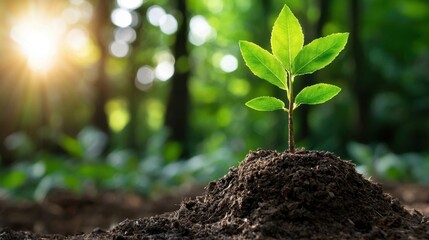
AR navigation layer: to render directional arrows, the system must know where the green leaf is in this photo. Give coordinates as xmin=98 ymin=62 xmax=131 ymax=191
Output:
xmin=239 ymin=41 xmax=287 ymax=90
xmin=271 ymin=4 xmax=304 ymax=72
xmin=60 ymin=135 xmax=84 ymax=159
xmin=295 ymin=83 xmax=341 ymax=106
xmin=0 ymin=170 xmax=26 ymax=189
xmin=245 ymin=96 xmax=285 ymax=111
xmin=293 ymin=33 xmax=349 ymax=75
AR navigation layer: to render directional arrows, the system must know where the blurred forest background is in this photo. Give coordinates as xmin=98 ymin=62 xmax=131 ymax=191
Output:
xmin=0 ymin=0 xmax=429 ymax=200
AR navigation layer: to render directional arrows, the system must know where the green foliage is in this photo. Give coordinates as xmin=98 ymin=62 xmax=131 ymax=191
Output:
xmin=295 ymin=84 xmax=341 ymax=106
xmin=60 ymin=136 xmax=85 ymax=159
xmin=0 ymin=171 xmax=26 ymax=189
xmin=239 ymin=41 xmax=287 ymax=90
xmin=240 ymin=4 xmax=348 ymax=152
xmin=245 ymin=96 xmax=285 ymax=111
xmin=0 ymin=130 xmax=237 ymax=200
xmin=348 ymin=142 xmax=429 ymax=183
xmin=293 ymin=33 xmax=349 ymax=75
xmin=271 ymin=4 xmax=304 ymax=71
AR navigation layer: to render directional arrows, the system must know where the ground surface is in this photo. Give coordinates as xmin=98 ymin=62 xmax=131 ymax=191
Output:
xmin=1 ymin=149 xmax=429 ymax=239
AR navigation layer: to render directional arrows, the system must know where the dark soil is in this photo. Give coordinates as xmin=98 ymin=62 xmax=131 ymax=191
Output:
xmin=0 ymin=189 xmax=198 ymax=235
xmin=1 ymin=149 xmax=429 ymax=239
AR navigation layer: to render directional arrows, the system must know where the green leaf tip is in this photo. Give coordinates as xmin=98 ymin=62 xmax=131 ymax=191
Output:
xmin=245 ymin=96 xmax=285 ymax=111
xmin=239 ymin=41 xmax=287 ymax=90
xmin=293 ymin=33 xmax=349 ymax=76
xmin=295 ymin=83 xmax=341 ymax=106
xmin=271 ymin=4 xmax=304 ymax=72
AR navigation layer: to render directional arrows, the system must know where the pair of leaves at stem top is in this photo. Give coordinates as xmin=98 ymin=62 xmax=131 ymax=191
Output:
xmin=239 ymin=4 xmax=349 ymax=112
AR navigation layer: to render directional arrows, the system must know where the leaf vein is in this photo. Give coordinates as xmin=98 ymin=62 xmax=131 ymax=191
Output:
xmin=294 ymin=43 xmax=338 ymax=74
xmin=248 ymin=48 xmax=285 ymax=88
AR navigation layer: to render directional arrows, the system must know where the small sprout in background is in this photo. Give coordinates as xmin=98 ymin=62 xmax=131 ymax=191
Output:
xmin=239 ymin=4 xmax=348 ymax=153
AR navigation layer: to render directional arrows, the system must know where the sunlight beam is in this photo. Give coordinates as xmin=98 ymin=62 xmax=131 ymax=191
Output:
xmin=10 ymin=19 xmax=63 ymax=72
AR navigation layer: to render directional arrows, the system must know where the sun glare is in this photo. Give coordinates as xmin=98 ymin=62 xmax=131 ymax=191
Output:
xmin=10 ymin=19 xmax=63 ymax=72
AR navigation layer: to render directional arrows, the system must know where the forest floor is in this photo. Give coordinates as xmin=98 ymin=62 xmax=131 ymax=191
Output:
xmin=1 ymin=149 xmax=429 ymax=239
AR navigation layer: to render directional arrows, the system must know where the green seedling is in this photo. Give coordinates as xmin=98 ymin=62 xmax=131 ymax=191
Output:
xmin=239 ymin=4 xmax=349 ymax=153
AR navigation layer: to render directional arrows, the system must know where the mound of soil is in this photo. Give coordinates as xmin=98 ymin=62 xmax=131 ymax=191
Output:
xmin=2 ymin=149 xmax=428 ymax=239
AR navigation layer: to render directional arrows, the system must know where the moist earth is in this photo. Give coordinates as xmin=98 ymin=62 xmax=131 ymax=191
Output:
xmin=1 ymin=149 xmax=429 ymax=239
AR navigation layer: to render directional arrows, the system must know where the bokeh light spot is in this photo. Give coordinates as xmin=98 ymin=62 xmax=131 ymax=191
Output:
xmin=227 ymin=78 xmax=250 ymax=97
xmin=189 ymin=15 xmax=213 ymax=46
xmin=155 ymin=61 xmax=174 ymax=81
xmin=66 ymin=28 xmax=89 ymax=52
xmin=111 ymin=8 xmax=133 ymax=27
xmin=117 ymin=0 xmax=144 ymax=10
xmin=146 ymin=99 xmax=164 ymax=130
xmin=65 ymin=27 xmax=98 ymax=65
xmin=159 ymin=14 xmax=178 ymax=35
xmin=220 ymin=54 xmax=238 ymax=73
xmin=136 ymin=65 xmax=155 ymax=91
xmin=62 ymin=7 xmax=81 ymax=24
xmin=147 ymin=5 xmax=166 ymax=26
xmin=106 ymin=99 xmax=130 ymax=133
xmin=205 ymin=0 xmax=224 ymax=14
xmin=114 ymin=27 xmax=137 ymax=43
xmin=78 ymin=1 xmax=94 ymax=23
xmin=109 ymin=41 xmax=130 ymax=58
xmin=216 ymin=107 xmax=232 ymax=127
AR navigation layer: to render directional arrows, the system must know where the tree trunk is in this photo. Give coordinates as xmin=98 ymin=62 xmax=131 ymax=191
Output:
xmin=350 ymin=0 xmax=368 ymax=142
xmin=91 ymin=0 xmax=111 ymax=146
xmin=164 ymin=0 xmax=191 ymax=158
xmin=125 ymin=6 xmax=148 ymax=151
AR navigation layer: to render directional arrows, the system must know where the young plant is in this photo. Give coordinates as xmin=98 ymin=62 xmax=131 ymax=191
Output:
xmin=239 ymin=4 xmax=349 ymax=153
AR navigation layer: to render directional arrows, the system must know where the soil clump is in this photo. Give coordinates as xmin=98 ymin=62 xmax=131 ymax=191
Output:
xmin=1 ymin=149 xmax=428 ymax=239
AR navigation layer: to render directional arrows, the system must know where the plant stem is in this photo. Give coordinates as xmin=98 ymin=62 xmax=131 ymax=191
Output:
xmin=288 ymin=74 xmax=295 ymax=153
